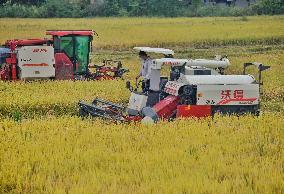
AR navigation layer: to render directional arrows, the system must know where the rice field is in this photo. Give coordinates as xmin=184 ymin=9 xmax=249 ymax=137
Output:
xmin=0 ymin=16 xmax=283 ymax=49
xmin=1 ymin=115 xmax=283 ymax=193
xmin=0 ymin=16 xmax=283 ymax=193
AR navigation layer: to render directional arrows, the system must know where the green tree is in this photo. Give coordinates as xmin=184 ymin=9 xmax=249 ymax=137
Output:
xmin=1 ymin=0 xmax=45 ymax=5
xmin=254 ymin=0 xmax=284 ymax=14
xmin=103 ymin=0 xmax=120 ymax=16
xmin=43 ymin=0 xmax=82 ymax=17
xmin=190 ymin=0 xmax=201 ymax=16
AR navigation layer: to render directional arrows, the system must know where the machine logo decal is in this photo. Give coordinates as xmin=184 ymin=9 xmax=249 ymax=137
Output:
xmin=22 ymin=63 xmax=49 ymax=67
xmin=162 ymin=61 xmax=180 ymax=66
xmin=33 ymin=48 xmax=48 ymax=53
xmin=234 ymin=90 xmax=244 ymax=99
xmin=221 ymin=90 xmax=231 ymax=100
xmin=164 ymin=81 xmax=184 ymax=96
xmin=221 ymin=89 xmax=245 ymax=100
xmin=218 ymin=89 xmax=256 ymax=105
xmin=217 ymin=98 xmax=257 ymax=105
xmin=21 ymin=58 xmax=32 ymax=62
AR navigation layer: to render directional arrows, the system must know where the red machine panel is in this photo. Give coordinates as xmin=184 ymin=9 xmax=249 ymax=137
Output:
xmin=54 ymin=53 xmax=74 ymax=80
xmin=0 ymin=64 xmax=11 ymax=80
xmin=177 ymin=105 xmax=212 ymax=118
xmin=46 ymin=31 xmax=93 ymax=37
xmin=153 ymin=95 xmax=180 ymax=119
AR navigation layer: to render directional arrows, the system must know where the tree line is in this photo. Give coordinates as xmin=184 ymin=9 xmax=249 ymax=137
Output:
xmin=0 ymin=0 xmax=283 ymax=17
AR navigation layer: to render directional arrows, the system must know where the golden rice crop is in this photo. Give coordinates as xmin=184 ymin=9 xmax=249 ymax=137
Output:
xmin=0 ymin=51 xmax=283 ymax=117
xmin=0 ymin=16 xmax=283 ymax=49
xmin=0 ymin=114 xmax=283 ymax=193
xmin=0 ymin=79 xmax=129 ymax=117
xmin=0 ymin=16 xmax=283 ymax=194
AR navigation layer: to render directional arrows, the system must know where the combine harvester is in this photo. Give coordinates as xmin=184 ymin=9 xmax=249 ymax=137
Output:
xmin=0 ymin=30 xmax=128 ymax=81
xmin=79 ymin=47 xmax=270 ymax=122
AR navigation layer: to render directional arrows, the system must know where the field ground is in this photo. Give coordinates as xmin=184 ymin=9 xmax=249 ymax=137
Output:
xmin=0 ymin=16 xmax=283 ymax=193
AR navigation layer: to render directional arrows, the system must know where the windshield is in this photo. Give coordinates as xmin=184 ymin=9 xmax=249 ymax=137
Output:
xmin=0 ymin=48 xmax=10 ymax=67
xmin=53 ymin=35 xmax=91 ymax=74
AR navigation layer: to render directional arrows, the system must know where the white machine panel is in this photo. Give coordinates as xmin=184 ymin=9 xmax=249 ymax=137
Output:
xmin=128 ymin=92 xmax=148 ymax=111
xmin=17 ymin=46 xmax=55 ymax=79
xmin=153 ymin=58 xmax=230 ymax=70
xmin=149 ymin=69 xmax=161 ymax=91
xmin=178 ymin=75 xmax=255 ymax=85
xmin=186 ymin=58 xmax=230 ymax=69
xmin=164 ymin=81 xmax=185 ymax=96
xmin=197 ymin=84 xmax=259 ymax=106
xmin=133 ymin=47 xmax=174 ymax=55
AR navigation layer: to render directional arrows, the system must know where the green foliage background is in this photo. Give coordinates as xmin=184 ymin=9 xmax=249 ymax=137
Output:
xmin=0 ymin=0 xmax=283 ymax=17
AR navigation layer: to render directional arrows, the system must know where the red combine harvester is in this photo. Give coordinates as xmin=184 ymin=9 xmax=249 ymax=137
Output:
xmin=79 ymin=47 xmax=270 ymax=122
xmin=0 ymin=30 xmax=128 ymax=81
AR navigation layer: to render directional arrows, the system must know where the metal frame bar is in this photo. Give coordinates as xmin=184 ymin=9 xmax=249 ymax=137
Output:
xmin=78 ymin=100 xmax=126 ymax=121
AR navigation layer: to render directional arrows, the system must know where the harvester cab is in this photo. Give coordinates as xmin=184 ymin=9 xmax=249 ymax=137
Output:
xmin=0 ymin=30 xmax=128 ymax=81
xmin=46 ymin=30 xmax=93 ymax=79
xmin=79 ymin=47 xmax=270 ymax=123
